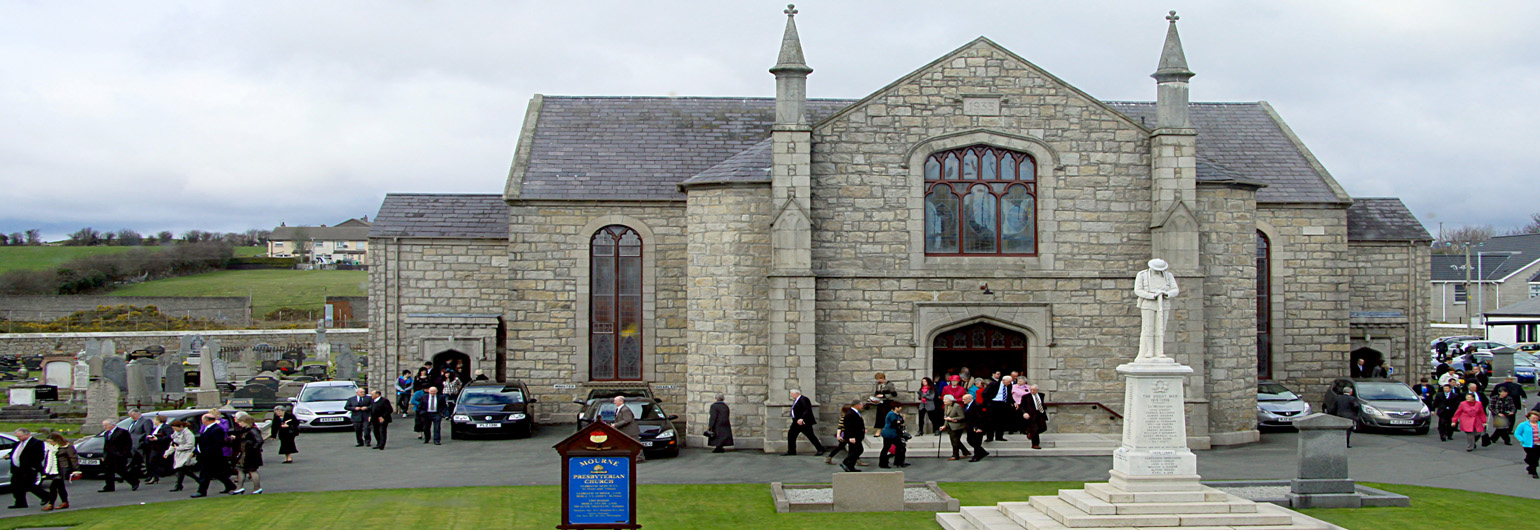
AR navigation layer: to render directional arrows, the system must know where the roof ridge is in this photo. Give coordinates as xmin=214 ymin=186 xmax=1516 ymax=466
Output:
xmin=539 ymin=95 xmax=858 ymax=102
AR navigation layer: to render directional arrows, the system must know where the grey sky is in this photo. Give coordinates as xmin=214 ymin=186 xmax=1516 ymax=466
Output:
xmin=2 ymin=1 xmax=1535 ymax=241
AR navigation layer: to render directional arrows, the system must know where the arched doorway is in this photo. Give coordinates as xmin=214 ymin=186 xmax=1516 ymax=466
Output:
xmin=932 ymin=322 xmax=1028 ymax=379
xmin=432 ymin=349 xmax=472 ymax=385
xmin=1350 ymin=347 xmax=1383 ymax=377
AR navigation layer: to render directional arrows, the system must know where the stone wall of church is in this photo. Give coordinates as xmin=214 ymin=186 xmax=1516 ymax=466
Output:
xmin=1348 ymin=240 xmax=1432 ymax=379
xmin=1255 ymin=206 xmax=1352 ymax=400
xmin=684 ymin=186 xmax=772 ymax=444
xmin=367 ymin=238 xmax=510 ymax=388
xmin=1195 ymin=185 xmax=1260 ymax=441
xmin=503 ymin=203 xmax=690 ymax=420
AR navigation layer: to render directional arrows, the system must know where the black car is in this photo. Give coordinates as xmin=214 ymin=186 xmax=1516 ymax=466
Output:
xmin=1326 ymin=378 xmax=1432 ymax=434
xmin=74 ymin=409 xmax=240 ymax=477
xmin=573 ymin=384 xmax=658 ymax=410
xmin=449 ymin=381 xmax=538 ymax=439
xmin=575 ymin=398 xmax=680 ymax=457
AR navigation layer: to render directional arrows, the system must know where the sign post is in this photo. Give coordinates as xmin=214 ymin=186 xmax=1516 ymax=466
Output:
xmin=554 ymin=420 xmax=643 ymax=529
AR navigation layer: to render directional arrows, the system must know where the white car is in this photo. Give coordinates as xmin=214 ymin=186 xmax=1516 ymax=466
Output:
xmin=288 ymin=380 xmax=360 ymax=430
xmin=0 ymin=433 xmax=18 ymax=491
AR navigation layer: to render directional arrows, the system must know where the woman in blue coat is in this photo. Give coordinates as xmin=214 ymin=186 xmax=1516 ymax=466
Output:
xmin=879 ymin=402 xmax=909 ymax=468
xmin=1516 ymin=410 xmax=1540 ymax=478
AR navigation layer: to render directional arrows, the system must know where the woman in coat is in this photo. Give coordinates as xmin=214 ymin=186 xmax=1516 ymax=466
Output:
xmin=1452 ymin=393 xmax=1489 ymax=452
xmin=871 ymin=373 xmax=897 ymax=431
xmin=1489 ymin=387 xmax=1520 ymax=446
xmin=163 ymin=420 xmax=197 ymax=492
xmin=878 ymin=402 xmax=909 ymax=468
xmin=232 ymin=414 xmax=264 ymax=494
xmin=1515 ymin=410 xmax=1540 ymax=478
xmin=269 ymin=405 xmax=300 ymax=463
xmin=39 ymin=432 xmax=80 ymax=511
xmin=706 ymin=394 xmax=733 ymax=453
xmin=916 ymin=377 xmax=940 ymax=435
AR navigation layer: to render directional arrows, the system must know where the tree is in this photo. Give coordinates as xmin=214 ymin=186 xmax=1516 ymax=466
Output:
xmin=116 ymin=229 xmax=142 ymax=246
xmin=5 ymin=233 xmax=18 ymax=246
xmin=25 ymin=229 xmax=42 ymax=245
xmin=0 ymin=233 xmax=8 ymax=246
xmin=1508 ymin=213 xmax=1540 ymax=235
xmin=67 ymin=227 xmax=101 ymax=246
xmin=101 ymin=231 xmax=116 ymax=246
xmin=1433 ymin=225 xmax=1495 ymax=254
xmin=156 ymin=231 xmax=174 ymax=244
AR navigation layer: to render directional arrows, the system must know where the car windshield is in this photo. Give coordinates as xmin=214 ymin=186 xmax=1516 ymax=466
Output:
xmin=299 ymin=386 xmax=356 ymax=402
xmin=1355 ymin=383 xmax=1420 ymax=401
xmin=459 ymin=386 xmax=525 ymax=405
xmin=596 ymin=402 xmax=666 ymax=422
xmin=1257 ymin=383 xmax=1298 ymax=401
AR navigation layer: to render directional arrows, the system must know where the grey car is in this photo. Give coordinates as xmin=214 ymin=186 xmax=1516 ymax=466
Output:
xmin=1256 ymin=381 xmax=1310 ymax=429
xmin=1328 ymin=378 xmax=1432 ymax=434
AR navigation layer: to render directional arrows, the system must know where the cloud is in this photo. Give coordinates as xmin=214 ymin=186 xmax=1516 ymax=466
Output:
xmin=1 ymin=0 xmax=1536 ymax=240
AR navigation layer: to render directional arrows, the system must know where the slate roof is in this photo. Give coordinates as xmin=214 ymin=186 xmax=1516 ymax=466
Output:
xmin=1432 ymin=254 xmax=1513 ymax=282
xmin=516 ymin=97 xmax=854 ymax=201
xmin=678 ymin=138 xmax=773 ymax=187
xmin=1345 ymin=198 xmax=1432 ymax=242
xmin=270 ymin=219 xmax=372 ymax=242
xmin=1105 ymin=102 xmax=1346 ymax=204
xmin=1428 ymin=233 xmax=1540 ymax=282
xmin=369 ymin=194 xmax=508 ymax=239
xmin=1485 ymin=296 xmax=1540 ymax=317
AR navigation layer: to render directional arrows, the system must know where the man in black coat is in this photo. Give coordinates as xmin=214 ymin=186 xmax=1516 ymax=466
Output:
xmin=191 ymin=413 xmax=235 ymax=497
xmin=964 ymin=394 xmax=990 ymax=462
xmin=1493 ymin=375 xmax=1527 ymax=404
xmin=416 ymin=386 xmax=448 ymax=445
xmin=345 ymin=388 xmax=375 ymax=447
xmin=980 ymin=372 xmax=1008 ymax=442
xmin=1433 ymin=384 xmax=1463 ymax=441
xmin=1350 ymin=358 xmax=1370 ymax=379
xmin=98 ymin=419 xmax=139 ymax=492
xmin=839 ymin=400 xmax=867 ymax=473
xmin=783 ymin=390 xmax=825 ymax=457
xmin=369 ymin=390 xmax=394 ymax=450
xmin=1020 ymin=384 xmax=1047 ymax=450
xmin=7 ymin=429 xmax=47 ymax=509
xmin=706 ymin=394 xmax=733 ymax=453
xmin=1326 ymin=387 xmax=1360 ymax=447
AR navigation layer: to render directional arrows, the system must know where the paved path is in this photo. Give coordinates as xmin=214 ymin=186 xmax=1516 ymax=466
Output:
xmin=3 ymin=421 xmax=1536 ymax=518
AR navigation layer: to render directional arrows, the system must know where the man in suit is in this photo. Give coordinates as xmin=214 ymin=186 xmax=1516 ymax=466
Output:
xmin=983 ymin=374 xmax=1013 ymax=442
xmin=839 ymin=400 xmax=867 ymax=473
xmin=609 ymin=396 xmax=645 ymax=463
xmin=1493 ymin=375 xmax=1527 ymax=404
xmin=345 ymin=388 xmax=375 ymax=447
xmin=8 ymin=429 xmax=47 ymax=509
xmin=1350 ymin=358 xmax=1370 ymax=379
xmin=126 ymin=409 xmax=154 ymax=482
xmin=191 ymin=414 xmax=235 ymax=497
xmin=1021 ymin=384 xmax=1047 ymax=450
xmin=783 ymin=389 xmax=826 ymax=457
xmin=964 ymin=393 xmax=990 ymax=462
xmin=369 ymin=390 xmax=394 ymax=450
xmin=942 ymin=394 xmax=971 ymax=460
xmin=99 ymin=419 xmax=139 ymax=492
xmin=415 ymin=386 xmax=448 ymax=445
xmin=1433 ymin=384 xmax=1463 ymax=441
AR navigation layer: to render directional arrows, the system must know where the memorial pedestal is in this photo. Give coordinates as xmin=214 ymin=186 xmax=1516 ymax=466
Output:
xmin=1111 ymin=360 xmax=1198 ymax=489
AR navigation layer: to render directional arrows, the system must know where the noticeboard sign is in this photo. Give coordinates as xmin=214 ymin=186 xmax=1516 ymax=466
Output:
xmin=554 ymin=421 xmax=642 ymax=529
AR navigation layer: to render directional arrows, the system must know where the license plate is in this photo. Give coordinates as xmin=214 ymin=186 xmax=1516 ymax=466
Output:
xmin=475 ymin=423 xmax=499 ymax=428
xmin=317 ymin=417 xmax=343 ymax=423
xmin=1276 ymin=418 xmax=1292 ymax=423
xmin=641 ymin=441 xmax=653 ymax=447
xmin=1390 ymin=419 xmax=1413 ymax=425
xmin=80 ymin=459 xmax=100 ymax=466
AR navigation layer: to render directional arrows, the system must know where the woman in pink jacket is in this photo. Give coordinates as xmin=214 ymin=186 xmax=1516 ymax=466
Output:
xmin=1452 ymin=393 xmax=1489 ymax=452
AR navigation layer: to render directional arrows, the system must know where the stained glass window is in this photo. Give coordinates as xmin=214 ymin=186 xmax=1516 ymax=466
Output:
xmin=592 ymin=225 xmax=643 ymax=381
xmin=924 ymin=145 xmax=1037 ymax=256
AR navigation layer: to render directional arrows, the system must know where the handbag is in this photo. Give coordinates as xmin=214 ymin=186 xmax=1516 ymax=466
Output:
xmin=1495 ymin=415 xmax=1511 ymax=430
xmin=703 ymin=430 xmax=715 ymax=439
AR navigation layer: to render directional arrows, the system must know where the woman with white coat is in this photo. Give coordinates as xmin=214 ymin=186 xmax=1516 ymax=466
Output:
xmin=163 ymin=420 xmax=198 ymax=492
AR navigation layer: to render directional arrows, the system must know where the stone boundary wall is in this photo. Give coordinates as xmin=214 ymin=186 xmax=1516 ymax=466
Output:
xmin=0 ymin=328 xmax=367 ymax=357
xmin=0 ymin=296 xmax=252 ymax=324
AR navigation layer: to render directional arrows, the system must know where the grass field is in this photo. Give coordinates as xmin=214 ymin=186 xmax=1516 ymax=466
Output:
xmin=233 ymin=246 xmax=266 ymax=257
xmin=0 ymin=246 xmax=147 ymax=274
xmin=107 ymin=269 xmax=365 ymax=315
xmin=0 ymin=481 xmax=1527 ymax=530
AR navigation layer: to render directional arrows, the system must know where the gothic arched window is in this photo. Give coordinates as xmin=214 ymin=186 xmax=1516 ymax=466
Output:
xmin=924 ymin=145 xmax=1037 ymax=255
xmin=1257 ymin=231 xmax=1272 ymax=380
xmin=591 ymin=225 xmax=643 ymax=381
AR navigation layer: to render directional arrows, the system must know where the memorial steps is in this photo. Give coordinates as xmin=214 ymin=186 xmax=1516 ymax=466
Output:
xmin=936 ymin=480 xmax=1345 ymax=530
xmin=860 ymin=433 xmax=1119 ymax=457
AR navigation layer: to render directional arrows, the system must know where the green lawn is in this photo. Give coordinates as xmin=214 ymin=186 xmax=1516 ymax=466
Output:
xmin=0 ymin=481 xmax=1527 ymax=530
xmin=107 ymin=269 xmax=365 ymax=315
xmin=0 ymin=246 xmax=149 ymax=274
xmin=233 ymin=246 xmax=266 ymax=257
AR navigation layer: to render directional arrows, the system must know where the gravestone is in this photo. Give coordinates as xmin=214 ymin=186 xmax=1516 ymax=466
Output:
xmin=178 ymin=335 xmax=195 ymax=358
xmin=21 ymin=355 xmax=43 ymax=371
xmin=231 ymin=383 xmax=277 ymax=408
xmin=72 ymin=359 xmax=90 ymax=392
xmin=164 ymin=360 xmax=186 ymax=394
xmin=100 ymin=339 xmax=116 ymax=359
xmin=246 ymin=374 xmax=281 ymax=391
xmin=1287 ymin=413 xmax=1361 ymax=509
xmin=125 ymin=358 xmax=157 ymax=406
xmin=282 ymin=349 xmax=306 ymax=366
xmin=302 ymin=364 xmax=328 ymax=378
xmin=832 ymin=471 xmax=906 ymax=512
xmin=333 ymin=348 xmax=358 ymax=381
xmin=82 ymin=378 xmax=120 ymax=435
xmin=193 ymin=342 xmax=221 ymax=408
xmin=260 ymin=360 xmax=280 ymax=373
xmin=276 ymin=359 xmax=296 ymax=374
xmin=83 ymin=339 xmax=103 ymax=361
xmin=44 ymin=361 xmax=72 ymax=388
xmin=315 ymin=342 xmax=332 ymax=362
xmin=212 ymin=358 xmax=230 ymax=382
xmin=102 ymin=356 xmax=129 ymax=391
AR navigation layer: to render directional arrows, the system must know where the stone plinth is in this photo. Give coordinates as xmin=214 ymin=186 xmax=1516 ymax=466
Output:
xmin=1287 ymin=413 xmax=1360 ymax=509
xmin=81 ymin=379 xmax=120 ymax=435
xmin=832 ymin=471 xmax=905 ymax=512
xmin=1110 ymin=359 xmax=1198 ymax=483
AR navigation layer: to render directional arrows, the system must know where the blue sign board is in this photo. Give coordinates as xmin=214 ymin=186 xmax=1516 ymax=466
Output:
xmin=567 ymin=456 xmax=631 ymax=525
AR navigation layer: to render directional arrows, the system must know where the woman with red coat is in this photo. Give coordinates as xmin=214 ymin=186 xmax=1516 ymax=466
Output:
xmin=1452 ymin=393 xmax=1489 ymax=452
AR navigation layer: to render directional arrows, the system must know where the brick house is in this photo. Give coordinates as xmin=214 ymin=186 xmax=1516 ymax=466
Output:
xmin=367 ymin=12 xmax=1430 ymax=450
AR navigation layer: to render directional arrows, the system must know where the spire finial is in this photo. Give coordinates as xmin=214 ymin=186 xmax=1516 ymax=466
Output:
xmin=1166 ymin=10 xmax=1178 ymax=23
xmin=785 ymin=4 xmax=797 ymax=17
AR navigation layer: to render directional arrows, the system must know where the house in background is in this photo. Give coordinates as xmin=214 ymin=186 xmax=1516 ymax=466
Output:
xmin=1430 ymin=233 xmax=1540 ymax=331
xmin=268 ymin=217 xmax=372 ymax=265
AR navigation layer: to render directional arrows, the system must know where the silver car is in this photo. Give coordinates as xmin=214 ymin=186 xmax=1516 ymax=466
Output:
xmin=0 ymin=433 xmax=19 ymax=490
xmin=289 ymin=381 xmax=360 ymax=430
xmin=1256 ymin=381 xmax=1310 ymax=429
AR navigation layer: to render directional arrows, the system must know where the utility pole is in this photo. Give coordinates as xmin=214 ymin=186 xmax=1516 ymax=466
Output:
xmin=1463 ymin=243 xmax=1472 ymax=331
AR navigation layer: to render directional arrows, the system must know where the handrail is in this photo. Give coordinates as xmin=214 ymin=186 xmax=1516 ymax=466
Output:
xmin=875 ymin=399 xmax=1124 ymax=420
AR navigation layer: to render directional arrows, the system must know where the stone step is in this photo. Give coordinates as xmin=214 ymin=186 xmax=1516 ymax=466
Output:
xmin=938 ymin=512 xmax=980 ymax=530
xmin=1061 ymin=488 xmax=1258 ymax=515
xmin=863 ymin=433 xmax=1117 ymax=457
xmin=959 ymin=506 xmax=1027 ymax=530
xmin=1082 ymin=482 xmax=1228 ymax=504
xmin=1027 ymin=496 xmax=1182 ymax=528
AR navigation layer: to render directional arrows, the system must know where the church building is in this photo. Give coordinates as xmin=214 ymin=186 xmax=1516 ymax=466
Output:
xmin=367 ymin=10 xmax=1432 ymax=450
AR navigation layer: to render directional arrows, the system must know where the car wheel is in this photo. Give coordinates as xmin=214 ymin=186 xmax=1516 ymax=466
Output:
xmin=1415 ymin=426 xmax=1430 ymax=435
xmin=516 ymin=424 xmax=533 ymax=439
xmin=658 ymin=447 xmax=679 ymax=458
xmin=449 ymin=430 xmax=462 ymax=440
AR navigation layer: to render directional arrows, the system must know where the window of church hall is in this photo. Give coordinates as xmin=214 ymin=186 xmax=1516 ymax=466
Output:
xmin=591 ymin=225 xmax=643 ymax=381
xmin=1256 ymin=231 xmax=1272 ymax=380
xmin=924 ymin=145 xmax=1037 ymax=255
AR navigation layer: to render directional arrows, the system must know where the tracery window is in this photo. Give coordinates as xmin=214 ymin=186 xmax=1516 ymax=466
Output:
xmin=924 ymin=145 xmax=1037 ymax=255
xmin=591 ymin=225 xmax=643 ymax=381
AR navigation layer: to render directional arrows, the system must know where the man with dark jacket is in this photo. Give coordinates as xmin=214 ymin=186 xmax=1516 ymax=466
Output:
xmin=1021 ymin=384 xmax=1048 ymax=450
xmin=191 ymin=414 xmax=235 ymax=497
xmin=345 ymin=388 xmax=375 ymax=447
xmin=1493 ymin=375 xmax=1527 ymax=404
xmin=369 ymin=390 xmax=394 ymax=450
xmin=1326 ymin=387 xmax=1360 ymax=447
xmin=126 ymin=409 xmax=154 ymax=480
xmin=964 ymin=394 xmax=990 ymax=462
xmin=99 ymin=419 xmax=139 ymax=492
xmin=980 ymin=372 xmax=1008 ymax=442
xmin=839 ymin=400 xmax=867 ymax=473
xmin=783 ymin=390 xmax=825 ymax=457
xmin=609 ymin=396 xmax=645 ymax=463
xmin=415 ymin=386 xmax=448 ymax=445
xmin=7 ymin=429 xmax=47 ymax=509
xmin=1434 ymin=384 xmax=1463 ymax=441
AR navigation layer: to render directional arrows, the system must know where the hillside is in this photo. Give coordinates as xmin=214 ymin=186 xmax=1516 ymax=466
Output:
xmin=107 ymin=269 xmax=365 ymax=315
xmin=0 ymin=245 xmax=265 ymax=274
